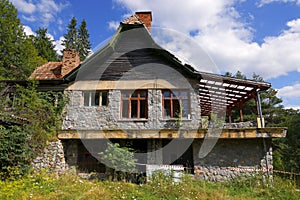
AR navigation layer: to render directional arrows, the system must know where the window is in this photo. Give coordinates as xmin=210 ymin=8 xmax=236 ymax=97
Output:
xmin=121 ymin=90 xmax=148 ymax=119
xmin=162 ymin=90 xmax=190 ymax=118
xmin=83 ymin=91 xmax=108 ymax=106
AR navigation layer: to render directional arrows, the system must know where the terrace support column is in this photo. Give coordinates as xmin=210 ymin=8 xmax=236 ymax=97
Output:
xmin=227 ymin=109 xmax=232 ymax=123
xmin=239 ymin=109 xmax=243 ymax=122
xmin=256 ymin=91 xmax=264 ymax=128
xmin=238 ymin=104 xmax=243 ymax=122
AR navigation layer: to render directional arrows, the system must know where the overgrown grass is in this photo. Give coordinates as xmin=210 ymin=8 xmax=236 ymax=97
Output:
xmin=0 ymin=171 xmax=299 ymax=200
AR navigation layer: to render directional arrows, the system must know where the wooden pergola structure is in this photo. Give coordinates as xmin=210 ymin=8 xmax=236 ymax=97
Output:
xmin=196 ymin=71 xmax=271 ymax=123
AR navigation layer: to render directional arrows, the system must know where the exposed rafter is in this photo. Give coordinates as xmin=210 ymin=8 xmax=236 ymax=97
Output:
xmin=196 ymin=72 xmax=271 ymax=116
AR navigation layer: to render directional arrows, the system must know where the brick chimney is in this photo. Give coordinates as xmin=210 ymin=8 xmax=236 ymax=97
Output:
xmin=135 ymin=11 xmax=152 ymax=32
xmin=62 ymin=49 xmax=80 ymax=76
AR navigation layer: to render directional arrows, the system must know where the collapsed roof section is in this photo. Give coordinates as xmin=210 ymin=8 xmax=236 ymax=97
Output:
xmin=30 ymin=49 xmax=80 ymax=80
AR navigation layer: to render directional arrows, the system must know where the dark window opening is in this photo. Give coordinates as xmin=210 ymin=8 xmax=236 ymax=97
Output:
xmin=121 ymin=90 xmax=148 ymax=119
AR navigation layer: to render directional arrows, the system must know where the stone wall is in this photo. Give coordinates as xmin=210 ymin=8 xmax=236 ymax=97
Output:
xmin=31 ymin=140 xmax=67 ymax=174
xmin=193 ymin=138 xmax=272 ymax=181
xmin=62 ymin=89 xmax=201 ymax=131
xmin=49 ymin=138 xmax=273 ymax=182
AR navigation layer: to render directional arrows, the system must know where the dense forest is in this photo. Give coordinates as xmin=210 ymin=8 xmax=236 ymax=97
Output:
xmin=225 ymin=71 xmax=300 ymax=178
xmin=0 ymin=0 xmax=90 ymax=179
xmin=0 ymin=0 xmax=299 ymax=181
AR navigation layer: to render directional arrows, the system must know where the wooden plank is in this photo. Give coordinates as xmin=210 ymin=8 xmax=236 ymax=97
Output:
xmin=57 ymin=127 xmax=287 ymax=139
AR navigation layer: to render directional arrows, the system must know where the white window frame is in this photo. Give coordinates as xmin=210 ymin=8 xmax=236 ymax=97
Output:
xmin=83 ymin=90 xmax=108 ymax=107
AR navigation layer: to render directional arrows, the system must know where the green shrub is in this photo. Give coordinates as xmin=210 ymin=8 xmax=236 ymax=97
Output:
xmin=0 ymin=82 xmax=67 ymax=180
xmin=0 ymin=125 xmax=32 ymax=180
xmin=99 ymin=142 xmax=137 ymax=181
xmin=12 ymin=83 xmax=67 ymax=150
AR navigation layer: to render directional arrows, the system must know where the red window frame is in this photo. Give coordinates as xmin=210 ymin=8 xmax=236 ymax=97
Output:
xmin=121 ymin=90 xmax=148 ymax=119
xmin=162 ymin=89 xmax=190 ymax=118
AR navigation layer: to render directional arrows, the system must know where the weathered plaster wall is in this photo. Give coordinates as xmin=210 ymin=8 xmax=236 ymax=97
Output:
xmin=62 ymin=89 xmax=201 ymax=131
xmin=193 ymin=139 xmax=272 ymax=181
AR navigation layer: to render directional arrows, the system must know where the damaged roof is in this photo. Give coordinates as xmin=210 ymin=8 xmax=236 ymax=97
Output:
xmin=29 ymin=49 xmax=81 ymax=81
xmin=122 ymin=14 xmax=144 ymax=25
xmin=29 ymin=62 xmax=63 ymax=80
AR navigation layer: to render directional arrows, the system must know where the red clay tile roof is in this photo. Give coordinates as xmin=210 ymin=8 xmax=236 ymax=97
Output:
xmin=122 ymin=14 xmax=143 ymax=25
xmin=29 ymin=49 xmax=80 ymax=80
xmin=122 ymin=12 xmax=152 ymax=32
xmin=29 ymin=62 xmax=63 ymax=80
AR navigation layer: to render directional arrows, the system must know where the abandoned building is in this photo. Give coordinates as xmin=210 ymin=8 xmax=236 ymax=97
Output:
xmin=28 ymin=11 xmax=286 ymax=181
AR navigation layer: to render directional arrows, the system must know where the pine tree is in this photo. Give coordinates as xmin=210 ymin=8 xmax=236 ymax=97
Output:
xmin=224 ymin=71 xmax=283 ymax=124
xmin=33 ymin=28 xmax=58 ymax=62
xmin=77 ymin=20 xmax=91 ymax=61
xmin=62 ymin=17 xmax=78 ymax=51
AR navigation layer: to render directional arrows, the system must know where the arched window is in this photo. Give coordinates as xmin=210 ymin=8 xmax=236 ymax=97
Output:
xmin=162 ymin=90 xmax=190 ymax=118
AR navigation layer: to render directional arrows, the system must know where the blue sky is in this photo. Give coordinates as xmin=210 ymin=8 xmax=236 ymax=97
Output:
xmin=10 ymin=0 xmax=300 ymax=109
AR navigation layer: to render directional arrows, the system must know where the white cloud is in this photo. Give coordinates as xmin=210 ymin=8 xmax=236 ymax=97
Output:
xmin=278 ymin=83 xmax=300 ymax=98
xmin=286 ymin=18 xmax=300 ymax=32
xmin=108 ymin=21 xmax=120 ymax=30
xmin=11 ymin=0 xmax=70 ymax=27
xmin=277 ymin=83 xmax=300 ymax=109
xmin=36 ymin=0 xmax=69 ymax=26
xmin=257 ymin=0 xmax=300 ymax=7
xmin=10 ymin=0 xmax=36 ymax=14
xmin=284 ymin=105 xmax=300 ymax=110
xmin=23 ymin=24 xmax=64 ymax=55
xmin=23 ymin=25 xmax=35 ymax=36
xmin=22 ymin=15 xmax=36 ymax=22
xmin=42 ymin=33 xmax=65 ymax=55
xmin=54 ymin=36 xmax=65 ymax=55
xmin=114 ymin=0 xmax=300 ymax=80
xmin=114 ymin=0 xmax=233 ymax=32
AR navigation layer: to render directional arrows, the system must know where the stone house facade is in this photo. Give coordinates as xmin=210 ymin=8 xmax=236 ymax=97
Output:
xmin=30 ymin=12 xmax=286 ymax=181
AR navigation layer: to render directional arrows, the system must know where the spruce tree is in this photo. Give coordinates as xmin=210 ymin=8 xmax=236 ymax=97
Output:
xmin=0 ymin=0 xmax=45 ymax=80
xmin=62 ymin=17 xmax=92 ymax=61
xmin=77 ymin=20 xmax=91 ymax=61
xmin=0 ymin=0 xmax=25 ymax=79
xmin=62 ymin=17 xmax=77 ymax=51
xmin=33 ymin=28 xmax=58 ymax=62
